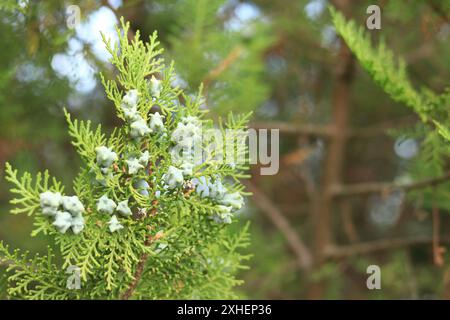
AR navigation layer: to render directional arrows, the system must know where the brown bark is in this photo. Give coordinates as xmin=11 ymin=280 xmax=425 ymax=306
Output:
xmin=120 ymin=252 xmax=149 ymax=300
xmin=325 ymin=235 xmax=450 ymax=258
xmin=332 ymin=171 xmax=450 ymax=197
xmin=308 ymin=0 xmax=354 ymax=299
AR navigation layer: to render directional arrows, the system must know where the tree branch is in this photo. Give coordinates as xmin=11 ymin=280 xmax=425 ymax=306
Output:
xmin=120 ymin=234 xmax=157 ymax=300
xmin=325 ymin=235 xmax=450 ymax=258
xmin=249 ymin=115 xmax=415 ymax=139
xmin=432 ymin=206 xmax=445 ymax=266
xmin=202 ymin=46 xmax=243 ymax=90
xmin=244 ymin=181 xmax=313 ymax=270
xmin=331 ymin=171 xmax=450 ymax=197
xmin=249 ymin=122 xmax=332 ymax=138
xmin=120 ymin=252 xmax=149 ymax=300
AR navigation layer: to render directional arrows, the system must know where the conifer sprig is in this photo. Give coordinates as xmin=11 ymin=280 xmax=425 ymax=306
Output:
xmin=1 ymin=18 xmax=250 ymax=299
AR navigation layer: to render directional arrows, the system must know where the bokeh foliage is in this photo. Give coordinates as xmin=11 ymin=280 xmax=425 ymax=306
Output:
xmin=1 ymin=0 xmax=450 ymax=299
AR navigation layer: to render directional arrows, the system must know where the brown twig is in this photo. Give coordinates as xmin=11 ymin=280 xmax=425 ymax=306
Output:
xmin=432 ymin=205 xmax=445 ymax=266
xmin=249 ymin=122 xmax=332 ymax=138
xmin=331 ymin=171 xmax=450 ymax=197
xmin=244 ymin=181 xmax=313 ymax=270
xmin=120 ymin=235 xmax=155 ymax=300
xmin=340 ymin=199 xmax=359 ymax=243
xmin=325 ymin=235 xmax=450 ymax=258
xmin=249 ymin=115 xmax=416 ymax=139
xmin=347 ymin=115 xmax=417 ymax=139
xmin=427 ymin=0 xmax=450 ymax=23
xmin=120 ymin=252 xmax=149 ymax=300
xmin=202 ymin=46 xmax=243 ymax=90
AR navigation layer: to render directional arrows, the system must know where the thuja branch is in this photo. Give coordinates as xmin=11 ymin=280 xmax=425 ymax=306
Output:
xmin=120 ymin=235 xmax=155 ymax=300
xmin=2 ymin=18 xmax=250 ymax=300
xmin=120 ymin=252 xmax=149 ymax=300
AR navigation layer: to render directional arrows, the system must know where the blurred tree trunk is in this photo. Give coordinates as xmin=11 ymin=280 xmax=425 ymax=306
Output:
xmin=308 ymin=0 xmax=354 ymax=299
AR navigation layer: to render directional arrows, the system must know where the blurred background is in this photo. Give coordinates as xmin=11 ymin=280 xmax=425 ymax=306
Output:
xmin=0 ymin=0 xmax=449 ymax=299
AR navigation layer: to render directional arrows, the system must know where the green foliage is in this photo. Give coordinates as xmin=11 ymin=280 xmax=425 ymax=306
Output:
xmin=0 ymin=0 xmax=25 ymax=13
xmin=320 ymin=5 xmax=450 ymax=299
xmin=168 ymin=0 xmax=273 ymax=114
xmin=331 ymin=6 xmax=450 ymax=213
xmin=1 ymin=18 xmax=251 ymax=299
xmin=0 ymin=1 xmax=73 ymax=142
xmin=65 ymin=111 xmax=106 ymax=164
xmin=4 ymin=163 xmax=65 ymax=236
xmin=135 ymin=222 xmax=251 ymax=299
xmin=330 ymin=7 xmax=434 ymax=120
xmin=0 ymin=242 xmax=77 ymax=299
